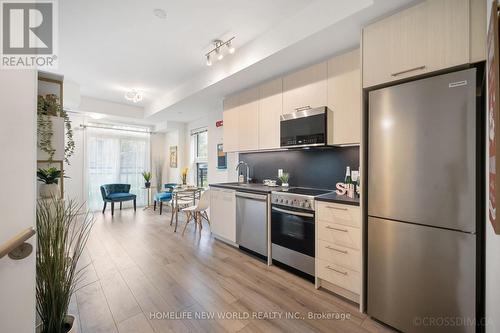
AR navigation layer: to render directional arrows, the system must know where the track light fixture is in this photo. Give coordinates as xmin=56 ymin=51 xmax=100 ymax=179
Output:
xmin=205 ymin=37 xmax=235 ymax=66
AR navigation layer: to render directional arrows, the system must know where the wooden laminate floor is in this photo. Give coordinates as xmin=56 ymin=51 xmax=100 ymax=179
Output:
xmin=70 ymin=207 xmax=395 ymax=333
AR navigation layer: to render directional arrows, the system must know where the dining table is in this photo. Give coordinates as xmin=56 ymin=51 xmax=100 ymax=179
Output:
xmin=170 ymin=186 xmax=203 ymax=232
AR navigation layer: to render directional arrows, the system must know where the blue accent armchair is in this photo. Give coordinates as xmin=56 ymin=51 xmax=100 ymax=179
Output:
xmin=154 ymin=183 xmax=178 ymax=215
xmin=100 ymin=184 xmax=136 ymax=215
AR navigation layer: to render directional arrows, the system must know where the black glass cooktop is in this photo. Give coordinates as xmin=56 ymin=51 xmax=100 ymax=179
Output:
xmin=281 ymin=187 xmax=331 ymax=196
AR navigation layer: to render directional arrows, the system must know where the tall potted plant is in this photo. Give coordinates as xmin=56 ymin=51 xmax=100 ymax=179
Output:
xmin=36 ymin=198 xmax=94 ymax=333
xmin=37 ymin=167 xmax=63 ymax=198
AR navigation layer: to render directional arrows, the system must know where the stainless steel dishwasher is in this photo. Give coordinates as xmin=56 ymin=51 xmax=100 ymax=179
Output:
xmin=235 ymin=191 xmax=268 ymax=258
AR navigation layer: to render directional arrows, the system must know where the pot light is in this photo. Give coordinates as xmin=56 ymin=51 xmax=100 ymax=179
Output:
xmin=124 ymin=89 xmax=143 ymax=103
xmin=89 ymin=113 xmax=105 ymax=120
xmin=205 ymin=37 xmax=235 ymax=66
xmin=153 ymin=8 xmax=167 ymax=19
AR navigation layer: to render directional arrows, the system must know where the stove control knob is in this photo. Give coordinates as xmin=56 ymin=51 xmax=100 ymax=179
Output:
xmin=305 ymin=201 xmax=311 ymax=209
xmin=299 ymin=202 xmax=305 ymax=207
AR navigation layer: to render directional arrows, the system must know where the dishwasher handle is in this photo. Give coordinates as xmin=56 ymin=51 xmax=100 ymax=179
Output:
xmin=235 ymin=192 xmax=267 ymax=201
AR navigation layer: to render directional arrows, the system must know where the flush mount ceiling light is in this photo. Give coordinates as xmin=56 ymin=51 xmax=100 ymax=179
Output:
xmin=153 ymin=8 xmax=167 ymax=19
xmin=205 ymin=37 xmax=235 ymax=66
xmin=124 ymin=89 xmax=143 ymax=103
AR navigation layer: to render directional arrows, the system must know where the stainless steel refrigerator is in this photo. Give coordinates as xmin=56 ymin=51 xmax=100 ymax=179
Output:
xmin=367 ymin=68 xmax=479 ymax=333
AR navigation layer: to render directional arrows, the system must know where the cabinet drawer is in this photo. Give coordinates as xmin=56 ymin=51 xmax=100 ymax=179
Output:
xmin=317 ymin=222 xmax=361 ymax=250
xmin=317 ymin=239 xmax=361 ymax=272
xmin=317 ymin=259 xmax=360 ymax=294
xmin=316 ymin=202 xmax=360 ymax=228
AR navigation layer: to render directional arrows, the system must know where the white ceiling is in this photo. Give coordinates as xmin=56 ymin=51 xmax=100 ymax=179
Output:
xmin=55 ymin=0 xmax=312 ymax=107
xmin=52 ymin=0 xmax=418 ymax=126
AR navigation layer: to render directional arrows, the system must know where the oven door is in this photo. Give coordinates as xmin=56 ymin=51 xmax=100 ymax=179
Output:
xmin=271 ymin=205 xmax=315 ymax=257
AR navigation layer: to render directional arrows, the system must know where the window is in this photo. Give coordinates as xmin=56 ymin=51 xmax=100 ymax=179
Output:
xmin=197 ymin=163 xmax=208 ymax=188
xmin=191 ymin=128 xmax=208 ymax=188
xmin=196 ymin=130 xmax=208 ymax=159
xmin=86 ymin=126 xmax=150 ymax=211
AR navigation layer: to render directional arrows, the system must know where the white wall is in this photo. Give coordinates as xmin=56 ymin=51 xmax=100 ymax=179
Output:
xmin=65 ymin=114 xmax=87 ymax=206
xmin=0 ymin=70 xmax=37 ymax=333
xmin=486 ymin=1 xmax=500 ymax=331
xmin=184 ymin=109 xmax=238 ymax=186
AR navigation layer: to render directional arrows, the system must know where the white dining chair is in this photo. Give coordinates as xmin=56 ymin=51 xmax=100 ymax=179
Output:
xmin=181 ymin=190 xmax=210 ymax=235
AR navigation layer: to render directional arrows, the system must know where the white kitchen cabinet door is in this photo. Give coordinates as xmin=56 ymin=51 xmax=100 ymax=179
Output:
xmin=258 ymin=78 xmax=282 ymax=150
xmin=282 ymin=61 xmax=327 ymax=114
xmin=327 ymin=49 xmax=361 ymax=145
xmin=425 ymin=0 xmax=469 ymax=72
xmin=223 ymin=94 xmax=239 ymax=153
xmin=238 ymin=87 xmax=259 ymax=151
xmin=210 ymin=187 xmax=236 ymax=243
xmin=362 ymin=0 xmax=476 ymax=88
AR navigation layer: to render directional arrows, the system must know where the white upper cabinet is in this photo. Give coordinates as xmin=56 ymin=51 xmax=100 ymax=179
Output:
xmin=362 ymin=0 xmax=485 ymax=88
xmin=327 ymin=49 xmax=361 ymax=145
xmin=238 ymin=87 xmax=260 ymax=151
xmin=283 ymin=61 xmax=327 ymax=114
xmin=223 ymin=87 xmax=259 ymax=152
xmin=258 ymin=78 xmax=282 ymax=150
xmin=223 ymin=94 xmax=240 ymax=153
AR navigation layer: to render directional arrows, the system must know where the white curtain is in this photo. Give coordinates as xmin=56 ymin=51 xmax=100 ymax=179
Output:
xmin=86 ymin=127 xmax=150 ymax=211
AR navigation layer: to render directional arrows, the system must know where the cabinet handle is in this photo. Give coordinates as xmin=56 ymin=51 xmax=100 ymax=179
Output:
xmin=391 ymin=65 xmax=426 ymax=77
xmin=326 ymin=226 xmax=348 ymax=232
xmin=326 ymin=245 xmax=348 ymax=254
xmin=326 ymin=266 xmax=348 ymax=275
xmin=326 ymin=206 xmax=348 ymax=211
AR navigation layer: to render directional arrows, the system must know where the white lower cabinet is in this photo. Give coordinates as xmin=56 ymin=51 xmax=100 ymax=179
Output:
xmin=210 ymin=187 xmax=236 ymax=243
xmin=315 ymin=201 xmax=361 ymax=303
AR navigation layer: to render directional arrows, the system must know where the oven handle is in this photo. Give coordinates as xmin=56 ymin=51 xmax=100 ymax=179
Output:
xmin=271 ymin=206 xmax=314 ymax=218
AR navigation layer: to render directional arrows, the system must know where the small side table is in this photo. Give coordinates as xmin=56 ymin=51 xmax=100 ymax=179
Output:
xmin=142 ymin=186 xmax=156 ymax=210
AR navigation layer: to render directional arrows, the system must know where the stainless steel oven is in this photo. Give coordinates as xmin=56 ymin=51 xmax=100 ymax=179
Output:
xmin=270 ymin=188 xmax=329 ymax=278
xmin=280 ymin=106 xmax=333 ymax=148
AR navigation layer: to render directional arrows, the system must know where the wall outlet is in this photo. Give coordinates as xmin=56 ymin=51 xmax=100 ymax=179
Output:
xmin=278 ymin=169 xmax=283 ymax=177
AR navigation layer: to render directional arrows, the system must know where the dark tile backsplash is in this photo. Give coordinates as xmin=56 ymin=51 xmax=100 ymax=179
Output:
xmin=239 ymin=147 xmax=359 ymax=190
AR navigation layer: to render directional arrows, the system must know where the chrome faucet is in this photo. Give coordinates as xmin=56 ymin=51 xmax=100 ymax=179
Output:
xmin=235 ymin=161 xmax=250 ymax=184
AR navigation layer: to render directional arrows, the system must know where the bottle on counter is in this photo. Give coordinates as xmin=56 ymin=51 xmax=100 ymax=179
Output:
xmin=239 ymin=172 xmax=244 ymax=183
xmin=344 ymin=166 xmax=355 ymax=198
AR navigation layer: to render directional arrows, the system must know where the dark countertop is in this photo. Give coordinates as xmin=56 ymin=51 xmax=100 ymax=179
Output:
xmin=315 ymin=192 xmax=360 ymax=206
xmin=210 ymin=183 xmax=360 ymax=206
xmin=209 ymin=182 xmax=286 ymax=194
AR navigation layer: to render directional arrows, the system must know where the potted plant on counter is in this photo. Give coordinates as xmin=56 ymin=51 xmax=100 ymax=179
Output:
xmin=37 ymin=167 xmax=63 ymax=198
xmin=142 ymin=171 xmax=152 ymax=188
xmin=279 ymin=172 xmax=290 ymax=187
xmin=36 ymin=198 xmax=94 ymax=333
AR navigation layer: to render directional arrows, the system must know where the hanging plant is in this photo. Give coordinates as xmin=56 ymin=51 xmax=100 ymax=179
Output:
xmin=37 ymin=94 xmax=75 ymax=164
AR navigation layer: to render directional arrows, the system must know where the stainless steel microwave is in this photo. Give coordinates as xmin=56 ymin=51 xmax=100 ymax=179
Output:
xmin=280 ymin=106 xmax=333 ymax=148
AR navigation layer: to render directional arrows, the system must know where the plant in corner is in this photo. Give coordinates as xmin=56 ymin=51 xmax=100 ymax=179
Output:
xmin=142 ymin=171 xmax=152 ymax=188
xmin=36 ymin=198 xmax=94 ymax=333
xmin=37 ymin=167 xmax=64 ymax=198
xmin=181 ymin=167 xmax=189 ymax=185
xmin=37 ymin=94 xmax=75 ymax=164
xmin=279 ymin=172 xmax=290 ymax=187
